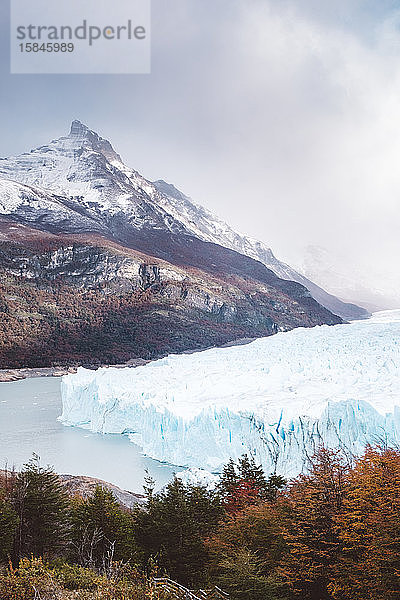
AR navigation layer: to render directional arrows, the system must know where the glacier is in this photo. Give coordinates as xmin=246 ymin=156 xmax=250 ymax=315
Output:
xmin=60 ymin=310 xmax=400 ymax=476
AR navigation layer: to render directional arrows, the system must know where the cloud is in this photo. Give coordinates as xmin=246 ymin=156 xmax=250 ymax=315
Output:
xmin=149 ymin=0 xmax=400 ymax=300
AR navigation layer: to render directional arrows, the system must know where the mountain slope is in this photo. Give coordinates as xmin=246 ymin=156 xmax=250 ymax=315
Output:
xmin=0 ymin=215 xmax=340 ymax=368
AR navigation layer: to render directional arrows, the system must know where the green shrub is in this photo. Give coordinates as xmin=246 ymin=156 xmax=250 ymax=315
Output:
xmin=0 ymin=558 xmax=160 ymax=599
xmin=56 ymin=562 xmax=101 ymax=590
xmin=0 ymin=497 xmax=18 ymax=562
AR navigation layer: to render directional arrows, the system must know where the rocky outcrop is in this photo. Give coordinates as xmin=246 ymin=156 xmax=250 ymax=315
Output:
xmin=0 ymin=469 xmax=145 ymax=509
xmin=139 ymin=264 xmax=160 ymax=289
xmin=0 ymin=242 xmax=143 ymax=291
xmin=59 ymin=473 xmax=145 ymax=509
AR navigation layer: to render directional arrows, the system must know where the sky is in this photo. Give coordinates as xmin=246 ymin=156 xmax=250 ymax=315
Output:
xmin=0 ymin=0 xmax=400 ymax=306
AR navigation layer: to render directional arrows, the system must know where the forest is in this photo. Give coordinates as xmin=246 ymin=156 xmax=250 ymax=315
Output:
xmin=0 ymin=445 xmax=399 ymax=600
xmin=0 ymin=271 xmax=245 ymax=369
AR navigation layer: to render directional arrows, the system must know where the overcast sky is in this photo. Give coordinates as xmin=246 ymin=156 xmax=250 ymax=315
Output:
xmin=1 ymin=0 xmax=400 ymax=303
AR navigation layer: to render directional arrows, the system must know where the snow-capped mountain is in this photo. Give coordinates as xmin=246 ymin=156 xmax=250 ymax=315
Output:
xmin=0 ymin=179 xmax=105 ymax=234
xmin=60 ymin=310 xmax=400 ymax=476
xmin=0 ymin=120 xmax=367 ymax=320
xmin=0 ymin=120 xmax=186 ymax=236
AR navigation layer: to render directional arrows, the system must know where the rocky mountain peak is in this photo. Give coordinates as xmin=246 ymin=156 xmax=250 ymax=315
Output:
xmin=69 ymin=119 xmax=91 ymax=138
xmin=68 ymin=119 xmax=121 ymax=162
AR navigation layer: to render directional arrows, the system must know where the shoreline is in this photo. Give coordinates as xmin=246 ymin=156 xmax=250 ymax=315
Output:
xmin=0 ymin=366 xmax=78 ymax=382
xmin=0 ymin=357 xmax=151 ymax=383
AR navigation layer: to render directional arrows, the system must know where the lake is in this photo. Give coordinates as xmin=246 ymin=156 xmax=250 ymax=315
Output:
xmin=0 ymin=376 xmax=177 ymax=492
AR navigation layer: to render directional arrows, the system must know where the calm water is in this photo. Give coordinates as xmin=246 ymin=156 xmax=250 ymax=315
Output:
xmin=0 ymin=377 xmax=176 ymax=492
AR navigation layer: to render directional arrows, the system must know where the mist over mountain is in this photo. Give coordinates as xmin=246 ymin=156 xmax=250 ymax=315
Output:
xmin=295 ymin=245 xmax=400 ymax=313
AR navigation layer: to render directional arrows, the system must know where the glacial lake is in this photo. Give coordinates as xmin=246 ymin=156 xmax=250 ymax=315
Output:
xmin=0 ymin=377 xmax=176 ymax=493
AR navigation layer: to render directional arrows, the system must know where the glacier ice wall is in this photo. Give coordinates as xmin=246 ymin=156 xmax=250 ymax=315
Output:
xmin=60 ymin=310 xmax=400 ymax=476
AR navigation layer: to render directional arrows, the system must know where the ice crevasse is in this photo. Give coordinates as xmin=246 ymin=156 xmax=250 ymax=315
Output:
xmin=60 ymin=310 xmax=400 ymax=476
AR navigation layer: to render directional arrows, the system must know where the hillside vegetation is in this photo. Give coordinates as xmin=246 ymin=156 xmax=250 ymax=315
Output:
xmin=1 ymin=446 xmax=399 ymax=599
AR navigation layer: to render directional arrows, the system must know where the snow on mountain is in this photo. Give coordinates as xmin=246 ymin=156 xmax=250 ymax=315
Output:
xmin=0 ymin=178 xmax=105 ymax=233
xmin=60 ymin=310 xmax=400 ymax=476
xmin=0 ymin=120 xmax=366 ymax=320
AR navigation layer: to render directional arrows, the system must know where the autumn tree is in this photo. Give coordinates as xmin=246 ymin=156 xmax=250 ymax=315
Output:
xmin=280 ymin=447 xmax=349 ymax=600
xmin=218 ymin=454 xmax=285 ymax=513
xmin=206 ymin=502 xmax=289 ymax=600
xmin=331 ymin=446 xmax=400 ymax=600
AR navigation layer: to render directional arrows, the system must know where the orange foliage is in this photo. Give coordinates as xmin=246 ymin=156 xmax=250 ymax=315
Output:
xmin=206 ymin=501 xmax=286 ymax=568
xmin=279 ymin=448 xmax=349 ymax=600
xmin=330 ymin=446 xmax=400 ymax=600
xmin=212 ymin=446 xmax=400 ymax=600
xmin=224 ymin=481 xmax=264 ymax=515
